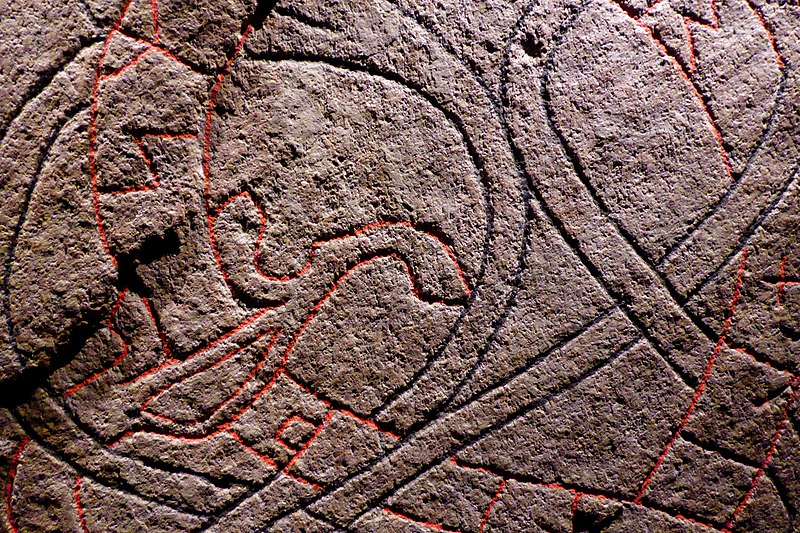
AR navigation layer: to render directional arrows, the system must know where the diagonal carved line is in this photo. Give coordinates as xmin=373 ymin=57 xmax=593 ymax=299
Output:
xmin=636 ymin=249 xmax=747 ymax=503
xmin=250 ymin=310 xmax=638 ymax=529
xmin=246 ymin=0 xmax=754 ymax=525
xmin=8 ymin=406 xmax=213 ymax=520
xmin=436 ymin=459 xmax=724 ymax=531
xmin=659 ymin=71 xmax=790 ymax=272
xmin=725 ymin=382 xmax=800 ymax=531
xmin=237 ymin=49 xmax=503 ymax=432
xmin=315 ymin=336 xmax=641 ymax=528
xmin=521 ymin=0 xmax=757 ymax=393
xmin=683 ymin=165 xmax=800 ymax=304
xmin=381 ymin=0 xmax=682 ymax=416
xmin=201 ymin=305 xmax=615 ymax=530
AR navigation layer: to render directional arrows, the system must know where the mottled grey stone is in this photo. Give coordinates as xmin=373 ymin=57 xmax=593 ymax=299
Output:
xmin=1 ymin=0 xmax=798 ymax=530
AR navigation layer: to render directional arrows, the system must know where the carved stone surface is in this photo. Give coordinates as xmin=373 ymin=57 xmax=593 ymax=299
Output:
xmin=1 ymin=0 xmax=798 ymax=530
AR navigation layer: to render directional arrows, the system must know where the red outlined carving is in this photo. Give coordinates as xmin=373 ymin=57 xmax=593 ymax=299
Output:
xmin=635 ymin=248 xmax=747 ymax=503
xmin=86 ymin=2 xmax=467 ymax=461
xmin=150 ymin=0 xmax=160 ymax=42
xmin=65 ymin=289 xmax=129 ymax=397
xmin=139 ymin=296 xmax=172 ymax=359
xmin=65 ymin=291 xmax=180 ymax=396
xmin=209 ymin=190 xmax=471 ymax=304
xmin=726 ymin=343 xmax=798 ymax=384
xmin=226 ymin=428 xmax=279 ymax=469
xmin=446 ymin=457 xmax=507 ymax=532
xmin=772 ymin=256 xmax=799 ymax=309
xmin=612 ymin=0 xmax=785 ymax=181
xmin=571 ymin=491 xmax=581 ymax=533
xmin=383 ymin=507 xmax=461 ymax=532
xmin=74 ymin=475 xmax=89 ymax=533
xmin=742 ymin=0 xmax=784 ymax=70
xmin=103 ymin=133 xmax=197 ymax=195
xmin=282 ymin=411 xmax=334 ymax=491
xmin=118 ymin=306 xmax=268 ymax=387
xmin=21 ymin=0 xmax=785 ymax=526
xmin=275 ymin=415 xmax=317 ymax=452
xmin=203 ymin=25 xmax=252 ymax=246
xmin=724 ymin=378 xmax=800 ymax=532
xmin=141 ymin=330 xmax=280 ymax=424
xmin=479 ymin=479 xmax=506 ymax=533
xmin=5 ymin=436 xmax=29 ymax=533
xmin=90 ymin=0 xmax=135 ymax=267
xmin=89 ymin=0 xmax=201 ymax=262
xmin=451 ymin=458 xmax=720 ymax=531
xmin=100 ymin=45 xmax=154 ymax=80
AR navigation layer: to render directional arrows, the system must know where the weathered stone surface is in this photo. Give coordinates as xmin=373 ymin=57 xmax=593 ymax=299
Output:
xmin=1 ymin=0 xmax=798 ymax=530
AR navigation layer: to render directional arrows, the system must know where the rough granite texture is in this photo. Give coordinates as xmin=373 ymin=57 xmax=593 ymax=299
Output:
xmin=0 ymin=0 xmax=798 ymax=531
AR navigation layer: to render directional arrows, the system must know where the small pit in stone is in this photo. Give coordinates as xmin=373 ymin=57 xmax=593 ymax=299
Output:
xmin=522 ymin=34 xmax=545 ymax=58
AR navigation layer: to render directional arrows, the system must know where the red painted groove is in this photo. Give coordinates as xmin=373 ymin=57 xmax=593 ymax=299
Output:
xmin=285 ymin=411 xmax=334 ymax=473
xmin=226 ymin=428 xmax=278 ymax=468
xmin=275 ymin=415 xmax=316 ymax=451
xmin=744 ymin=0 xmax=784 ymax=69
xmin=209 ymin=195 xmax=471 ymax=304
xmin=450 ymin=456 xmax=495 ymax=476
xmin=635 ymin=248 xmax=748 ymax=504
xmin=203 ymin=26 xmax=252 ymax=281
xmin=207 ymin=191 xmax=262 ymax=294
xmin=115 ymin=134 xmax=160 ymax=193
xmin=725 ymin=344 xmax=798 ymax=385
xmin=128 ymin=366 xmax=284 ymax=445
xmin=115 ymin=29 xmax=152 ymax=47
xmin=122 ymin=306 xmax=270 ymax=388
xmin=339 ymin=409 xmax=401 ymax=440
xmin=571 ymin=491 xmax=582 ymax=533
xmin=724 ymin=379 xmax=800 ymax=531
xmin=65 ymin=290 xmax=131 ymax=397
xmin=776 ymin=256 xmax=799 ymax=308
xmin=621 ymin=3 xmax=733 ymax=180
xmin=189 ymin=331 xmax=281 ymax=423
xmin=479 ymin=479 xmax=506 ymax=533
xmin=684 ymin=17 xmax=697 ymax=75
xmin=90 ymin=0 xmax=202 ymax=265
xmin=451 ymin=458 xmax=720 ymax=531
xmin=316 ymin=220 xmax=471 ymax=297
xmin=116 ymin=357 xmax=179 ymax=387
xmin=111 ymin=426 xmax=239 ymax=447
xmin=197 ymin=253 xmax=441 ymax=442
xmin=5 ymin=436 xmax=29 ymax=533
xmin=110 ymin=292 xmax=181 ymax=388
xmin=73 ymin=475 xmax=89 ymax=533
xmin=105 ymin=133 xmax=197 ymax=195
xmin=108 ymin=29 xmax=201 ymax=74
xmin=90 ymin=0 xmax=137 ymax=268
xmin=451 ymin=457 xmax=509 ymax=533
xmin=284 ymin=472 xmax=325 ymax=492
xmin=148 ymin=45 xmax=203 ymax=75
xmin=383 ymin=507 xmax=461 ymax=532
xmin=141 ymin=330 xmax=280 ymax=425
xmin=278 ymin=371 xmax=331 ymax=409
xmin=99 ymin=45 xmax=153 ymax=81
xmin=149 ymin=0 xmax=159 ymax=42
xmin=635 ymin=0 xmax=785 ymax=181
xmin=91 ymin=6 xmax=469 ymax=453
xmin=110 ymin=425 xmax=280 ymax=469
xmin=279 ymin=253 xmax=427 ymax=374
xmin=139 ymin=296 xmax=172 ymax=359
